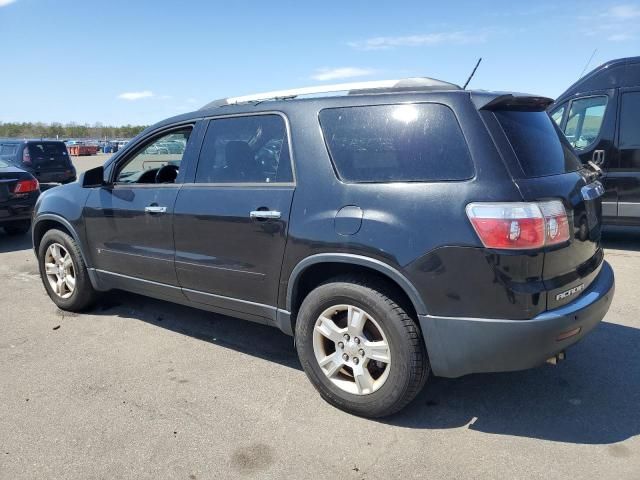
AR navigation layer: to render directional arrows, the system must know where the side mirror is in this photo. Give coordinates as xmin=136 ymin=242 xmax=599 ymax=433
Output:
xmin=82 ymin=166 xmax=106 ymax=188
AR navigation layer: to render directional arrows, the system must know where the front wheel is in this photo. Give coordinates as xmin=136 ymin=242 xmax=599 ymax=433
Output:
xmin=38 ymin=229 xmax=98 ymax=311
xmin=295 ymin=276 xmax=429 ymax=418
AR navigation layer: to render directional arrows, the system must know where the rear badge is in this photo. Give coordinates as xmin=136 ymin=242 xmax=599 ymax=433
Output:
xmin=556 ymin=284 xmax=585 ymax=301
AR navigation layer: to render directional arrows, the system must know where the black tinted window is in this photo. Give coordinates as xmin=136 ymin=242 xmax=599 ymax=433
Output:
xmin=494 ymin=111 xmax=582 ymax=177
xmin=27 ymin=142 xmax=71 ymax=167
xmin=620 ymin=92 xmax=640 ymax=148
xmin=195 ymin=115 xmax=293 ymax=184
xmin=319 ymin=104 xmax=473 ymax=183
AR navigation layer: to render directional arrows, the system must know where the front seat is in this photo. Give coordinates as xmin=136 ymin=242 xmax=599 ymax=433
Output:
xmin=223 ymin=141 xmax=263 ymax=182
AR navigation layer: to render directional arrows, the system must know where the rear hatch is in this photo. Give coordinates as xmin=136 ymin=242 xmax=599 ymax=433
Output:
xmin=481 ymin=96 xmax=604 ymax=310
xmin=26 ymin=142 xmax=74 ymax=183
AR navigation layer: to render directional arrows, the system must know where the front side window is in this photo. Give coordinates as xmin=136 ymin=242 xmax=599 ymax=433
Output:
xmin=115 ymin=128 xmax=192 ymax=184
xmin=195 ymin=114 xmax=293 ymax=184
xmin=563 ymin=96 xmax=607 ymax=150
xmin=550 ymin=104 xmax=565 ymax=126
xmin=319 ymin=103 xmax=473 ymax=183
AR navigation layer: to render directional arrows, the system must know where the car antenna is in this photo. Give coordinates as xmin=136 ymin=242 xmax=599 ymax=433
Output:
xmin=463 ymin=57 xmax=482 ymax=90
xmin=578 ymin=48 xmax=598 ymax=79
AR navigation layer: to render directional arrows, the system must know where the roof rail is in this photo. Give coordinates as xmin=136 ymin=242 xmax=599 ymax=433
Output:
xmin=200 ymin=77 xmax=461 ymax=110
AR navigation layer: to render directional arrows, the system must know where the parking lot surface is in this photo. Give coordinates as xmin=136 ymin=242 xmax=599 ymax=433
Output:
xmin=1 ymin=155 xmax=639 ymax=479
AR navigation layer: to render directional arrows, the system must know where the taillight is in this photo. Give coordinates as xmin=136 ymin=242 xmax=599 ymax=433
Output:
xmin=22 ymin=147 xmax=32 ymax=166
xmin=13 ymin=178 xmax=39 ymax=193
xmin=466 ymin=200 xmax=570 ymax=250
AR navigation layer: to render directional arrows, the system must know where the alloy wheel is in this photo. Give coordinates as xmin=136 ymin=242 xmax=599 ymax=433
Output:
xmin=44 ymin=243 xmax=76 ymax=299
xmin=312 ymin=304 xmax=391 ymax=395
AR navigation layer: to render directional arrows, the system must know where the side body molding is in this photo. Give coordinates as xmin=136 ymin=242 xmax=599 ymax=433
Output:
xmin=285 ymin=253 xmax=427 ymax=315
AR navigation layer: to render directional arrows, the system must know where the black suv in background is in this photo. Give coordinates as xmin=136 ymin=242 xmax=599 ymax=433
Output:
xmin=0 ymin=140 xmax=76 ymax=185
xmin=550 ymin=56 xmax=640 ymax=225
xmin=32 ymin=78 xmax=614 ymax=417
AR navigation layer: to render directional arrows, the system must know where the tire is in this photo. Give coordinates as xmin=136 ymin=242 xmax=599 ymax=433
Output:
xmin=3 ymin=220 xmax=31 ymax=235
xmin=38 ymin=229 xmax=98 ymax=311
xmin=295 ymin=276 xmax=429 ymax=418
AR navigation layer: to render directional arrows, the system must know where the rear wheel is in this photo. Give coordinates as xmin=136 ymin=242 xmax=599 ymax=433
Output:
xmin=295 ymin=276 xmax=429 ymax=417
xmin=38 ymin=229 xmax=98 ymax=311
xmin=3 ymin=220 xmax=31 ymax=235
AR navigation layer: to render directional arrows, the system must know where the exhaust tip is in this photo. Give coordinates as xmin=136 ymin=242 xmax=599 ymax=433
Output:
xmin=546 ymin=351 xmax=566 ymax=365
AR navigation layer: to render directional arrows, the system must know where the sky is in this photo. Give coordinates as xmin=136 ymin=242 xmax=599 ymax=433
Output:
xmin=0 ymin=0 xmax=638 ymax=126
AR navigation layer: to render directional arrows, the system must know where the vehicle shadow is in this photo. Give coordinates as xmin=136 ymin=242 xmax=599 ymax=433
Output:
xmin=0 ymin=229 xmax=33 ymax=253
xmin=94 ymin=291 xmax=639 ymax=445
xmin=602 ymin=226 xmax=640 ymax=252
xmin=95 ymin=291 xmax=300 ymax=370
xmin=386 ymin=320 xmax=640 ymax=445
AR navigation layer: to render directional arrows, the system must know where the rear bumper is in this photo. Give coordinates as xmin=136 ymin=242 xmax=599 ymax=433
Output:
xmin=0 ymin=197 xmax=37 ymax=224
xmin=419 ymin=261 xmax=615 ymax=378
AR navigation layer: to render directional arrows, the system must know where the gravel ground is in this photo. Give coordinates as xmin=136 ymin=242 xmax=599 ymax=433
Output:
xmin=0 ymin=154 xmax=638 ymax=479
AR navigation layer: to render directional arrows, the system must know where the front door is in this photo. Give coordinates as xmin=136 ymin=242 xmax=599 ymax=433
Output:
xmin=173 ymin=113 xmax=295 ymax=321
xmin=84 ymin=125 xmax=196 ymax=287
xmin=559 ymin=93 xmax=617 ymax=220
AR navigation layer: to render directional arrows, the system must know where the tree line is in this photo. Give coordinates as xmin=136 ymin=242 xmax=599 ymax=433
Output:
xmin=0 ymin=122 xmax=148 ymax=139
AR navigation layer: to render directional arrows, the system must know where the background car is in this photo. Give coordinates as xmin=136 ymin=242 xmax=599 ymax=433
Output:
xmin=0 ymin=140 xmax=76 ymax=186
xmin=0 ymin=158 xmax=40 ymax=235
xmin=549 ymin=56 xmax=640 ymax=226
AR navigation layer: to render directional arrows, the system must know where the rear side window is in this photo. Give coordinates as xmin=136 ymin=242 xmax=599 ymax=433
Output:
xmin=0 ymin=144 xmax=18 ymax=156
xmin=620 ymin=91 xmax=640 ymax=148
xmin=319 ymin=103 xmax=473 ymax=183
xmin=493 ymin=110 xmax=582 ymax=177
xmin=195 ymin=114 xmax=293 ymax=184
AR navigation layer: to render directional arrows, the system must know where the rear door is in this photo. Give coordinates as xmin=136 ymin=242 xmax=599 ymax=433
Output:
xmin=173 ymin=113 xmax=295 ymax=321
xmin=484 ymin=105 xmax=604 ymax=310
xmin=613 ymin=88 xmax=640 ymax=222
xmin=551 ymin=93 xmax=617 ymax=220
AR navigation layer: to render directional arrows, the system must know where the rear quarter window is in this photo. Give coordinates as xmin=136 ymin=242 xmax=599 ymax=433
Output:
xmin=493 ymin=110 xmax=582 ymax=178
xmin=0 ymin=144 xmax=18 ymax=157
xmin=319 ymin=103 xmax=474 ymax=183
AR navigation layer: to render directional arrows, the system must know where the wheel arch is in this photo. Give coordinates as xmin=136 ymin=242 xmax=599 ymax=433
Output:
xmin=286 ymin=254 xmax=428 ymax=330
xmin=33 ymin=214 xmax=105 ymax=291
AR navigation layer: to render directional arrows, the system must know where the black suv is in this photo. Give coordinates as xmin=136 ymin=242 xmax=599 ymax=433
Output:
xmin=32 ymin=78 xmax=615 ymax=417
xmin=549 ymin=56 xmax=640 ymax=225
xmin=0 ymin=140 xmax=76 ymax=185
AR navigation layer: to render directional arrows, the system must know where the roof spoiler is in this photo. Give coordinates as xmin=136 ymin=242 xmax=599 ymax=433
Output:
xmin=472 ymin=93 xmax=554 ymax=112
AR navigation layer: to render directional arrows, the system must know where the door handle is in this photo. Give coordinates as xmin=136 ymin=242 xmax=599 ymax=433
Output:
xmin=250 ymin=210 xmax=281 ymax=220
xmin=145 ymin=205 xmax=167 ymax=214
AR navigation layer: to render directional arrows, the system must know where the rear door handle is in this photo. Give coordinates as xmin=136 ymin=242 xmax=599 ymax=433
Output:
xmin=250 ymin=210 xmax=281 ymax=220
xmin=145 ymin=205 xmax=167 ymax=214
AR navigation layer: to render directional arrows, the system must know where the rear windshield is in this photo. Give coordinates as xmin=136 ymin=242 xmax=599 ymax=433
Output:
xmin=319 ymin=103 xmax=474 ymax=183
xmin=493 ymin=111 xmax=582 ymax=177
xmin=27 ymin=142 xmax=70 ymax=167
